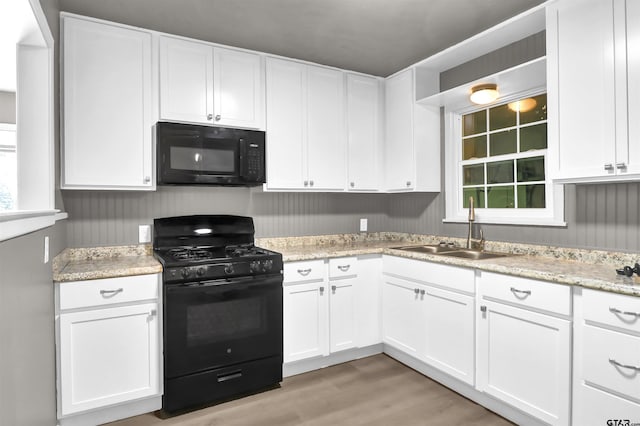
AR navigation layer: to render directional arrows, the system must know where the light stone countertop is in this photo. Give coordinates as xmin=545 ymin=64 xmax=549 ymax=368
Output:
xmin=52 ymin=233 xmax=640 ymax=297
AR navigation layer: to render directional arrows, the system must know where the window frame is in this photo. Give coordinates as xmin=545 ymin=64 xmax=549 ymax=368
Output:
xmin=444 ymin=87 xmax=566 ymax=226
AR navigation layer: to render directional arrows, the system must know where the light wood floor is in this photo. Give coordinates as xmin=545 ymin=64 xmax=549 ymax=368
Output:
xmin=109 ymin=354 xmax=513 ymax=426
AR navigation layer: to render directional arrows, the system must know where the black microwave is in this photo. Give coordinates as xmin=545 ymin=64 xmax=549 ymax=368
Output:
xmin=156 ymin=122 xmax=266 ymax=186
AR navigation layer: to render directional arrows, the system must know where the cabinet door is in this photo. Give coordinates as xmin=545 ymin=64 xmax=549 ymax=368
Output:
xmin=283 ymin=282 xmax=329 ymax=362
xmin=550 ymin=0 xmax=616 ymax=180
xmin=384 ymin=68 xmax=415 ymax=191
xmin=381 ymin=276 xmax=424 ymax=358
xmin=62 ymin=17 xmax=153 ymax=189
xmin=265 ymin=57 xmax=307 ymax=189
xmin=306 ymin=65 xmax=346 ymax=190
xmin=625 ymin=0 xmax=640 ymax=175
xmin=423 ymin=286 xmax=474 ymax=385
xmin=329 ymin=277 xmax=356 ymax=353
xmin=213 ymin=48 xmax=264 ymax=129
xmin=58 ymin=303 xmax=160 ymax=415
xmin=159 ymin=36 xmax=214 ymax=124
xmin=477 ymin=300 xmax=571 ymax=426
xmin=346 ymin=74 xmax=381 ymax=191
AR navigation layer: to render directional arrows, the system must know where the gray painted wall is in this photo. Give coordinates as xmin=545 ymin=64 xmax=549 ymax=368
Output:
xmin=0 ymin=221 xmax=66 ymax=426
xmin=0 ymin=91 xmax=16 ymax=124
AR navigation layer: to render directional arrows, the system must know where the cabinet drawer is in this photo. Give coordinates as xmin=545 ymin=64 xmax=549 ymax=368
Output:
xmin=479 ymin=271 xmax=571 ymax=316
xmin=574 ymin=381 xmax=640 ymax=426
xmin=329 ymin=257 xmax=357 ymax=278
xmin=59 ymin=274 xmax=159 ymax=310
xmin=582 ymin=324 xmax=640 ymax=400
xmin=383 ymin=255 xmax=475 ymax=294
xmin=583 ymin=288 xmax=640 ymax=333
xmin=283 ymin=260 xmax=325 ymax=284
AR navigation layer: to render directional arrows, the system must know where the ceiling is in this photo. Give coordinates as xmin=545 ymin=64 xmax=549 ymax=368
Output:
xmin=59 ymin=0 xmax=546 ymax=77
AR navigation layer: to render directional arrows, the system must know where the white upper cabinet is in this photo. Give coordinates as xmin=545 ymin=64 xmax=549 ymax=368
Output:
xmin=384 ymin=68 xmax=440 ymax=192
xmin=265 ymin=57 xmax=346 ymax=191
xmin=548 ymin=0 xmax=640 ymax=181
xmin=159 ymin=36 xmax=264 ymax=129
xmin=62 ymin=16 xmax=154 ymax=190
xmin=346 ymin=74 xmax=382 ymax=191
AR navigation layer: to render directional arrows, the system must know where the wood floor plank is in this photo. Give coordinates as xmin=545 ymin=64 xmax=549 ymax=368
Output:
xmin=107 ymin=354 xmax=513 ymax=426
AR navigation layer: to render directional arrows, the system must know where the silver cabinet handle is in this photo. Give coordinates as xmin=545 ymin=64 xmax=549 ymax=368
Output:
xmin=143 ymin=176 xmax=151 ymax=184
xmin=350 ymin=182 xmax=355 ymax=187
xmin=609 ymin=307 xmax=640 ymax=317
xmin=319 ymin=286 xmax=325 ymax=293
xmin=215 ymin=114 xmax=221 ymax=121
xmin=480 ymin=305 xmax=487 ymax=312
xmin=616 ymin=162 xmax=627 ymax=169
xmin=100 ymin=288 xmax=123 ymax=296
xmin=609 ymin=358 xmax=640 ymax=371
xmin=510 ymin=287 xmax=531 ymax=296
xmin=304 ymin=181 xmax=309 ymax=187
xmin=207 ymin=114 xmax=213 ymax=120
xmin=331 ymin=285 xmax=337 ymax=292
xmin=309 ymin=180 xmax=314 ymax=187
xmin=337 ymin=265 xmax=350 ymax=272
xmin=604 ymin=163 xmax=614 ymax=171
xmin=420 ymin=289 xmax=425 ymax=296
xmin=406 ymin=181 xmax=411 ymax=186
xmin=297 ymin=268 xmax=311 ymax=276
xmin=414 ymin=288 xmax=419 ymax=295
xmin=149 ymin=309 xmax=157 ymax=317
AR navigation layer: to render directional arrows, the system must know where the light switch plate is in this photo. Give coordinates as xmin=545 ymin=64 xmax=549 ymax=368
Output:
xmin=138 ymin=225 xmax=151 ymax=243
xmin=360 ymin=218 xmax=368 ymax=232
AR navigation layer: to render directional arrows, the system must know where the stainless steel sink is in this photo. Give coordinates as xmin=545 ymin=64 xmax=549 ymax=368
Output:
xmin=435 ymin=249 xmax=510 ymax=260
xmin=391 ymin=245 xmax=457 ymax=254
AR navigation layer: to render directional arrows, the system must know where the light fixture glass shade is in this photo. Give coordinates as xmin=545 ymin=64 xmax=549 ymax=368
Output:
xmin=470 ymin=84 xmax=499 ymax=105
xmin=508 ymin=98 xmax=537 ymax=112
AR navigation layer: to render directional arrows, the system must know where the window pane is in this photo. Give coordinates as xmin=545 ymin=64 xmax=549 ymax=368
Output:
xmin=463 ymin=164 xmax=484 ymax=186
xmin=487 ymin=160 xmax=514 ymax=184
xmin=0 ymin=150 xmax=17 ymax=210
xmin=520 ymin=123 xmax=547 ymax=151
xmin=463 ymin=187 xmax=485 ymax=208
xmin=517 ymin=156 xmax=545 ymax=182
xmin=489 ymin=103 xmax=516 ymax=130
xmin=489 ymin=129 xmax=517 ymax=156
xmin=520 ymin=94 xmax=547 ymax=124
xmin=517 ymin=184 xmax=546 ymax=208
xmin=462 ymin=135 xmax=487 ymax=160
xmin=463 ymin=110 xmax=486 ymax=136
xmin=487 ymin=185 xmax=515 ymax=208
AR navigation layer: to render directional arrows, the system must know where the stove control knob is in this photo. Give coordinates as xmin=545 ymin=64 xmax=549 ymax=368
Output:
xmin=181 ymin=268 xmax=191 ymax=279
xmin=224 ymin=264 xmax=234 ymax=275
xmin=196 ymin=267 xmax=205 ymax=277
xmin=263 ymin=260 xmax=273 ymax=271
xmin=250 ymin=261 xmax=260 ymax=273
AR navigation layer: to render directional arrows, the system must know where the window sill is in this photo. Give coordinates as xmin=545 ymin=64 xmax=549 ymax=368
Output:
xmin=443 ymin=216 xmax=567 ymax=227
xmin=0 ymin=210 xmax=67 ymax=242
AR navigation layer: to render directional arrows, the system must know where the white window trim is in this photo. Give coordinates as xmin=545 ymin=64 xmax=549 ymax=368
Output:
xmin=444 ymin=88 xmax=566 ymax=227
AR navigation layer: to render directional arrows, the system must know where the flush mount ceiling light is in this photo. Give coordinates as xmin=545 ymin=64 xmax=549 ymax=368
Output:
xmin=508 ymin=97 xmax=537 ymax=113
xmin=469 ymin=83 xmax=499 ymax=105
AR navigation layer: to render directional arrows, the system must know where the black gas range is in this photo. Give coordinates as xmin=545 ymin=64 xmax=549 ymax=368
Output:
xmin=153 ymin=215 xmax=283 ymax=415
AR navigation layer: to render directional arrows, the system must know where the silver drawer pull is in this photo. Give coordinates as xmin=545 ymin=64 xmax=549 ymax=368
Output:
xmin=100 ymin=288 xmax=123 ymax=297
xmin=510 ymin=287 xmax=531 ymax=296
xmin=331 ymin=285 xmax=337 ymax=292
xmin=609 ymin=358 xmax=640 ymax=372
xmin=337 ymin=265 xmax=350 ymax=272
xmin=297 ymin=268 xmax=312 ymax=276
xmin=609 ymin=307 xmax=640 ymax=317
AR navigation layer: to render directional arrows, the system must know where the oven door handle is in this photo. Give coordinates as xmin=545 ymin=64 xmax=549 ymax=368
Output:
xmin=166 ymin=274 xmax=283 ymax=294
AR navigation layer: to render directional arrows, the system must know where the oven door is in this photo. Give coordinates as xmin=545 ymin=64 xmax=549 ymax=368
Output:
xmin=164 ymin=274 xmax=283 ymax=379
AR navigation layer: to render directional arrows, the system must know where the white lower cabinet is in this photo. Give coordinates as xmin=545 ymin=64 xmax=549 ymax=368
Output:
xmin=477 ymin=272 xmax=571 ymax=426
xmin=56 ymin=274 xmax=162 ymax=425
xmin=382 ymin=275 xmax=426 ymax=357
xmin=573 ymin=288 xmax=640 ymax=425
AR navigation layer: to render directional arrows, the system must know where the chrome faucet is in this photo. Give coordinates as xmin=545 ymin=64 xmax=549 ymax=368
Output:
xmin=466 ymin=197 xmax=485 ymax=251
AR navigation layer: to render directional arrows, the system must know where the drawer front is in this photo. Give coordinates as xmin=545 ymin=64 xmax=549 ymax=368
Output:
xmin=59 ymin=274 xmax=159 ymax=310
xmin=582 ymin=324 xmax=640 ymax=400
xmin=479 ymin=271 xmax=571 ymax=316
xmin=329 ymin=257 xmax=358 ymax=278
xmin=583 ymin=288 xmax=640 ymax=333
xmin=574 ymin=381 xmax=640 ymax=426
xmin=283 ymin=260 xmax=325 ymax=284
xmin=383 ymin=255 xmax=475 ymax=294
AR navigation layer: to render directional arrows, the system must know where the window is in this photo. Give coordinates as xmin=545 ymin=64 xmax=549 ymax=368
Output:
xmin=0 ymin=123 xmax=17 ymax=210
xmin=445 ymin=91 xmax=565 ymax=226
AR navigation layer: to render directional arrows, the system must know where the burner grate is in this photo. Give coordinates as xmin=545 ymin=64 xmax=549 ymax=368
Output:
xmin=168 ymin=248 xmax=215 ymax=261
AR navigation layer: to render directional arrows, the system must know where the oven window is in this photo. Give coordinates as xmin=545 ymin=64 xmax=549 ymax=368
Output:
xmin=186 ymin=298 xmax=265 ymax=347
xmin=170 ymin=146 xmax=235 ymax=173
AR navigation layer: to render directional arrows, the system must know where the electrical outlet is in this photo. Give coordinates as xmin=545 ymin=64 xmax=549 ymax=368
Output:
xmin=360 ymin=218 xmax=368 ymax=232
xmin=44 ymin=236 xmax=49 ymax=264
xmin=138 ymin=225 xmax=151 ymax=243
